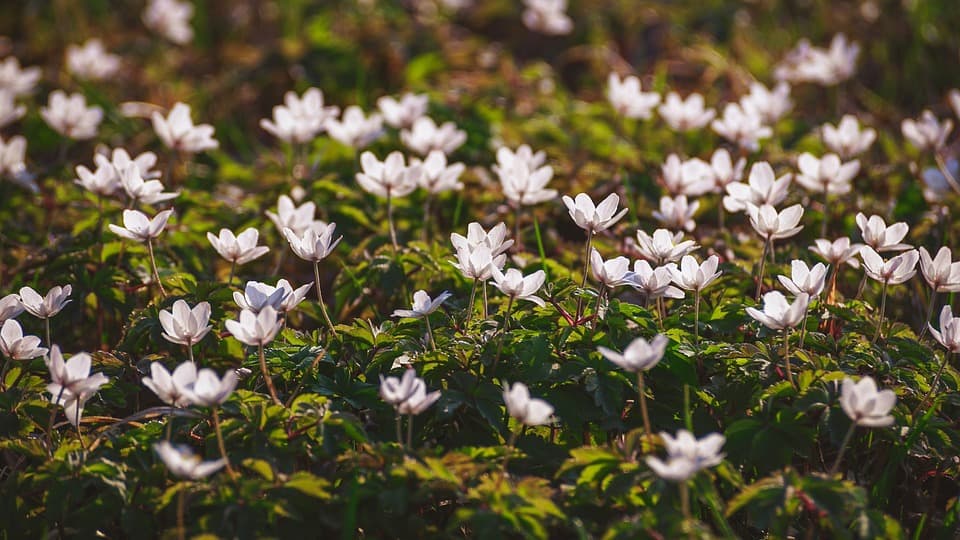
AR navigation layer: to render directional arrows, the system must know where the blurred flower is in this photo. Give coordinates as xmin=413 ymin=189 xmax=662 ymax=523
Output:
xmin=521 ymin=0 xmax=573 ymax=35
xmin=645 ymin=430 xmax=725 ymax=482
xmin=109 ymin=209 xmax=174 ymax=242
xmin=0 ymin=294 xmax=23 ymax=322
xmin=495 ymin=155 xmax=557 ymax=206
xmin=19 ymin=285 xmax=72 ymax=319
xmin=902 ymin=110 xmax=952 ymax=152
xmin=918 ymin=247 xmax=960 ymax=292
xmin=0 ymin=135 xmax=29 ymax=188
xmin=401 ymin=116 xmax=466 ymax=156
xmin=810 ymin=238 xmax=864 ymax=269
xmin=494 ymin=145 xmax=546 ymax=171
xmin=46 ymin=347 xmax=109 ymax=427
xmin=0 ymin=90 xmax=25 ymax=128
xmin=356 ymin=151 xmax=422 ymax=198
xmin=159 ymin=300 xmax=212 ymax=347
xmin=325 ymin=106 xmax=383 ymax=149
xmin=747 ymin=291 xmax=810 ymax=330
xmin=152 ymin=102 xmax=218 ymax=153
xmin=491 ymin=268 xmax=546 ymax=306
xmin=183 ymin=368 xmax=237 ymax=407
xmin=855 ymin=213 xmax=911 ymax=252
xmin=451 ymin=222 xmax=514 ymax=256
xmin=740 ymin=82 xmax=792 ymax=124
xmin=41 ymin=90 xmax=103 ymax=140
xmin=414 ymin=150 xmax=465 ymax=194
xmin=921 ymin=157 xmax=957 ymax=203
xmin=75 ymin=160 xmax=120 ymax=198
xmin=142 ymin=361 xmax=198 ymax=408
xmin=562 ymin=193 xmax=628 ymax=233
xmin=207 ymin=228 xmax=270 ymax=265
xmin=711 ymin=103 xmax=772 ymax=151
xmin=658 ymin=92 xmax=716 ymax=131
xmin=234 ymin=280 xmax=312 ymax=314
xmin=708 ymin=149 xmax=746 ymax=193
xmin=266 ymin=194 xmax=318 ymax=236
xmin=380 ymin=369 xmax=440 ymax=415
xmin=378 ymin=93 xmax=429 ymax=129
xmin=653 ymin=195 xmax=698 ymax=232
xmin=666 ymin=255 xmax=722 ymax=292
xmin=119 ymin=164 xmax=179 ymax=206
xmin=775 ymin=34 xmax=859 ymax=86
xmin=821 ymin=115 xmax=876 ymax=159
xmin=66 ymin=39 xmax=121 ymax=80
xmin=260 ymin=88 xmax=339 ymax=144
xmin=859 ymin=247 xmax=919 ymax=285
xmin=635 ymin=229 xmax=698 ymax=265
xmin=778 ymin=261 xmax=828 ymax=298
xmin=746 ymin=203 xmax=804 ymax=241
xmin=393 ymin=290 xmax=452 ymax=318
xmin=598 ymin=334 xmax=667 ymax=372
xmin=154 ymin=441 xmax=226 ymax=479
xmin=723 ymin=162 xmax=792 ymax=213
xmin=0 ymin=319 xmax=47 ymax=360
xmin=606 ymin=73 xmax=660 ymax=120
xmin=796 ymin=153 xmax=860 ymax=195
xmin=660 ymin=154 xmax=713 ymax=197
xmin=503 ymin=381 xmax=554 ymax=426
xmin=225 ymin=306 xmax=282 ymax=347
xmin=0 ymin=57 xmax=41 ymax=96
xmin=929 ymin=305 xmax=960 ymax=352
xmin=143 ymin=0 xmax=194 ymax=44
xmin=950 ymin=89 xmax=960 ymax=120
xmin=590 ymin=249 xmax=633 ymax=289
xmin=629 ymin=260 xmax=684 ymax=300
xmin=282 ymin=223 xmax=342 ymax=262
xmin=839 ymin=376 xmax=895 ymax=427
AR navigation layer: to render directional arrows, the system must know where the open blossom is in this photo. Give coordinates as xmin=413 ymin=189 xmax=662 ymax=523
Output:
xmin=708 ymin=149 xmax=746 ymax=193
xmin=155 ymin=441 xmax=226 ymax=480
xmin=19 ymin=285 xmax=72 ymax=319
xmin=451 ymin=222 xmax=514 ymax=256
xmin=234 ymin=280 xmax=312 ymax=314
xmin=66 ymin=39 xmax=121 ymax=80
xmin=711 ymin=103 xmax=772 ymax=151
xmin=46 ymin=347 xmax=109 ymax=427
xmin=109 ymin=209 xmax=174 ymax=242
xmin=494 ymin=145 xmax=547 ymax=171
xmin=503 ymin=381 xmax=554 ymax=426
xmin=859 ymin=247 xmax=919 ymax=285
xmin=378 ymin=93 xmax=428 ymax=129
xmin=666 ymin=255 xmax=722 ymax=292
xmin=282 ymin=223 xmax=342 ymax=262
xmin=855 ymin=213 xmax=911 ymax=252
xmin=356 ymin=151 xmax=422 ymax=199
xmin=183 ymin=368 xmax=237 ymax=407
xmin=401 ymin=117 xmax=467 ymax=156
xmin=380 ymin=369 xmax=440 ymax=416
xmin=75 ymin=161 xmax=119 ymax=197
xmin=839 ymin=376 xmax=896 ymax=428
xmin=207 ymin=228 xmax=270 ymax=265
xmin=159 ymin=300 xmax=212 ymax=347
xmin=658 ymin=92 xmax=715 ymax=131
xmin=778 ymin=261 xmax=828 ymax=298
xmin=260 ymin=88 xmax=339 ymax=143
xmin=929 ymin=306 xmax=960 ymax=352
xmin=521 ymin=0 xmax=573 ymax=35
xmin=652 ymin=195 xmax=698 ymax=232
xmin=811 ymin=237 xmax=863 ymax=268
xmin=606 ymin=73 xmax=660 ymax=120
xmin=918 ymin=247 xmax=960 ymax=292
xmin=452 ymin=245 xmax=504 ymax=281
xmin=0 ymin=90 xmax=25 ymax=129
xmin=225 ymin=306 xmax=283 ymax=347
xmin=143 ymin=0 xmax=194 ymax=44
xmin=494 ymin=151 xmax=556 ymax=206
xmin=491 ymin=268 xmax=546 ymax=306
xmin=723 ymin=162 xmax=792 ymax=212
xmin=746 ymin=291 xmax=810 ymax=330
xmin=635 ymin=229 xmax=698 ymax=265
xmin=142 ymin=361 xmax=198 ymax=407
xmin=645 ymin=430 xmax=725 ymax=482
xmin=0 ymin=135 xmax=28 ymax=179
xmin=902 ymin=110 xmax=952 ymax=152
xmin=0 ymin=294 xmax=23 ymax=322
xmin=0 ymin=57 xmax=41 ymax=96
xmin=562 ymin=193 xmax=628 ymax=233
xmin=325 ymin=106 xmax=383 ymax=149
xmin=0 ymin=319 xmax=47 ymax=360
xmin=266 ymin=194 xmax=318 ymax=236
xmin=41 ymin=90 xmax=103 ymax=140
xmin=740 ymin=82 xmax=792 ymax=124
xmin=629 ymin=260 xmax=684 ymax=300
xmin=660 ymin=154 xmax=713 ymax=197
xmin=393 ymin=290 xmax=452 ymax=318
xmin=598 ymin=334 xmax=668 ymax=372
xmin=821 ymin=115 xmax=876 ymax=159
xmin=590 ymin=249 xmax=633 ymax=289
xmin=152 ymin=102 xmax=218 ymax=153
xmin=796 ymin=153 xmax=860 ymax=195
xmin=414 ymin=150 xmax=465 ymax=194
xmin=775 ymin=34 xmax=859 ymax=86
xmin=746 ymin=203 xmax=804 ymax=241
xmin=120 ymin=164 xmax=179 ymax=206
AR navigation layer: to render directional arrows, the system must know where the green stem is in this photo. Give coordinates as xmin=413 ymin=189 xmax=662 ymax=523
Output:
xmin=45 ymin=318 xmax=52 ymax=349
xmin=829 ymin=422 xmax=857 ymax=475
xmin=495 ymin=429 xmax=520 ymax=490
xmin=406 ymin=414 xmax=414 ymax=449
xmin=165 ymin=406 xmax=174 ymax=441
xmin=314 ymin=262 xmax=338 ymax=336
xmin=387 ymin=191 xmax=398 ymax=252
xmin=186 ymin=343 xmax=194 ymax=364
xmin=638 ymin=371 xmax=653 ymax=445
xmin=147 ymin=238 xmax=167 ymax=298
xmin=680 ymin=480 xmax=691 ymax=520
xmin=872 ymin=281 xmax=888 ymax=344
xmin=783 ymin=328 xmax=795 ymax=387
xmin=422 ymin=195 xmax=432 ymax=243
xmin=227 ymin=260 xmax=236 ymax=286
xmin=912 ymin=352 xmax=952 ymax=417
xmin=211 ymin=408 xmax=236 ymax=478
xmin=755 ymin=237 xmax=771 ymax=301
xmin=921 ymin=290 xmax=937 ymax=339
xmin=395 ymin=413 xmax=404 ymax=449
xmin=490 ymin=297 xmax=514 ymax=376
xmin=576 ymin=231 xmax=595 ymax=319
xmin=424 ymin=315 xmax=437 ymax=351
xmin=821 ymin=190 xmax=830 ymax=239
xmin=465 ymin=278 xmax=479 ymax=325
xmin=259 ymin=343 xmax=282 ymax=406
xmin=683 ymin=384 xmax=693 ymax=431
xmin=591 ymin=287 xmax=605 ymax=329
xmin=177 ymin=488 xmax=186 ymax=540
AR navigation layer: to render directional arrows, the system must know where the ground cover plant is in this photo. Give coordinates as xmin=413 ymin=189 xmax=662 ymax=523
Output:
xmin=0 ymin=0 xmax=959 ymax=538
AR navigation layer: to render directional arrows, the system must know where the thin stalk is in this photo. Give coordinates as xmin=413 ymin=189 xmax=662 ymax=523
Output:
xmin=717 ymin=203 xmax=725 ymax=232
xmin=694 ymin=290 xmax=702 ymax=372
xmin=147 ymin=238 xmax=167 ymax=298
xmin=406 ymin=414 xmax=414 ymax=449
xmin=386 ymin=191 xmax=398 ymax=252
xmin=683 ymin=384 xmax=693 ymax=431
xmin=177 ymin=489 xmax=186 ymax=540
xmin=591 ymin=288 xmax=605 ymax=329
xmin=395 ymin=413 xmax=404 ymax=449
xmin=934 ymin=152 xmax=960 ymax=196
xmin=821 ymin=190 xmax=830 ymax=239
xmin=424 ymin=315 xmax=437 ymax=351
xmin=46 ymin=387 xmax=66 ymax=456
xmin=755 ymin=237 xmax=771 ymax=301
xmin=227 ymin=260 xmax=236 ymax=286
xmin=211 ymin=408 xmax=236 ymax=478
xmin=45 ymin=318 xmax=52 ymax=349
xmin=0 ymin=356 xmax=9 ymax=390
xmin=258 ymin=343 xmax=282 ymax=406
xmin=854 ymin=274 xmax=867 ymax=300
xmin=75 ymin=399 xmax=86 ymax=449
xmin=186 ymin=343 xmax=194 ymax=364
xmin=482 ymin=282 xmax=489 ymax=319
xmin=829 ymin=422 xmax=857 ymax=475
xmin=783 ymin=328 xmax=795 ymax=387
xmin=912 ymin=352 xmax=952 ymax=416
xmin=637 ymin=371 xmax=653 ymax=444
xmin=495 ymin=429 xmax=520 ymax=490
xmin=513 ymin=205 xmax=524 ymax=252
xmin=921 ymin=290 xmax=937 ymax=339
xmin=656 ymin=297 xmax=665 ymax=330
xmin=313 ymin=262 xmax=337 ymax=336
xmin=165 ymin=406 xmax=174 ymax=441
xmin=872 ymin=281 xmax=889 ymax=344
xmin=827 ymin=265 xmax=840 ymax=305
xmin=798 ymin=305 xmax=809 ymax=353
xmin=465 ymin=278 xmax=479 ymax=325
xmin=422 ymin=195 xmax=433 ymax=243
xmin=679 ymin=481 xmax=692 ymax=520
xmin=490 ymin=297 xmax=515 ymax=375
xmin=576 ymin=231 xmax=595 ymax=319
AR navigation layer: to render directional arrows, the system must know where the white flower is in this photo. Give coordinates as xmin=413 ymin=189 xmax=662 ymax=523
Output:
xmin=635 ymin=229 xmax=698 ymax=265
xmin=452 ymin=245 xmax=504 ymax=281
xmin=159 ymin=300 xmax=212 ymax=347
xmin=102 ymin=147 xmax=162 ymax=179
xmin=711 ymin=103 xmax=772 ymax=151
xmin=795 ymin=153 xmax=860 ymax=195
xmin=606 ymin=73 xmax=661 ymax=120
xmin=503 ymin=381 xmax=554 ymax=426
xmin=590 ymin=249 xmax=633 ymax=289
xmin=325 ymin=106 xmax=383 ymax=149
xmin=491 ymin=268 xmax=546 ymax=306
xmin=658 ymin=92 xmax=716 ymax=131
xmin=666 ymin=255 xmax=722 ymax=292
xmin=0 ymin=294 xmax=23 ymax=322
xmin=652 ymin=195 xmax=699 ymax=232
xmin=629 ymin=260 xmax=684 ymax=300
xmin=746 ymin=291 xmax=810 ymax=330
xmin=0 ymin=57 xmax=41 ymax=96
xmin=859 ymin=247 xmax=919 ymax=285
xmin=108 ymin=209 xmax=174 ymax=242
xmin=708 ymin=149 xmax=746 ymax=192
xmin=598 ymin=334 xmax=668 ymax=372
xmin=839 ymin=376 xmax=896 ymax=428
xmin=75 ymin=160 xmax=120 ymax=198
xmin=775 ymin=34 xmax=859 ymax=86
xmin=778 ymin=260 xmax=828 ymax=298
xmin=645 ymin=430 xmax=725 ymax=482
xmin=0 ymin=319 xmax=47 ymax=360
xmin=902 ymin=110 xmax=953 ymax=152
xmin=46 ymin=347 xmax=109 ymax=427
xmin=495 ymin=157 xmax=557 ymax=207
xmin=154 ymin=441 xmax=226 ymax=480
xmin=821 ymin=115 xmax=876 ymax=159
xmin=562 ymin=193 xmax=628 ymax=233
xmin=260 ymin=88 xmax=339 ymax=143
xmin=397 ymin=383 xmax=442 ymax=415
xmin=723 ymin=162 xmax=792 ymax=213
xmin=282 ymin=223 xmax=342 ymax=262
xmin=266 ymin=195 xmax=317 ymax=236
xmin=207 ymin=228 xmax=270 ymax=265
xmin=143 ymin=0 xmax=194 ymax=44
xmin=380 ymin=369 xmax=440 ymax=416
xmin=0 ymin=90 xmax=25 ymax=129
xmin=183 ymin=368 xmax=237 ymax=407
xmin=950 ymin=89 xmax=960 ymax=120
xmin=494 ymin=145 xmax=547 ymax=171
xmin=401 ymin=117 xmax=466 ymax=156
xmin=234 ymin=280 xmax=312 ymax=314
xmin=0 ymin=135 xmax=28 ymax=181
xmin=740 ymin=82 xmax=792 ymax=124
xmin=660 ymin=154 xmax=714 ymax=197
xmin=450 ymin=222 xmax=514 ymax=256
xmin=918 ymin=247 xmax=960 ymax=293
xmin=356 ymin=151 xmax=422 ymax=199
xmin=142 ymin=361 xmax=198 ymax=408
xmin=40 ymin=90 xmax=103 ymax=140
xmin=119 ymin=164 xmax=179 ymax=206
xmin=378 ymin=93 xmax=429 ymax=129
xmin=19 ymin=285 xmax=72 ymax=319
xmin=152 ymin=102 xmax=218 ymax=153
xmin=855 ymin=213 xmax=911 ymax=252
xmin=929 ymin=305 xmax=960 ymax=353
xmin=810 ymin=237 xmax=863 ymax=269
xmin=225 ymin=306 xmax=283 ymax=347
xmin=521 ymin=0 xmax=573 ymax=35
xmin=746 ymin=203 xmax=804 ymax=241
xmin=393 ymin=290 xmax=452 ymax=318
xmin=65 ymin=39 xmax=121 ymax=80
xmin=414 ymin=150 xmax=465 ymax=194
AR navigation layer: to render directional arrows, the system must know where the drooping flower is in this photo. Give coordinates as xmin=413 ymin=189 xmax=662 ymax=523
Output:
xmin=207 ymin=228 xmax=270 ymax=265
xmin=645 ymin=430 xmax=726 ymax=482
xmin=658 ymin=92 xmax=716 ymax=131
xmin=796 ymin=153 xmax=860 ymax=195
xmin=491 ymin=268 xmax=546 ymax=306
xmin=143 ymin=0 xmax=194 ymax=44
xmin=40 ymin=90 xmax=103 ymax=140
xmin=0 ymin=319 xmax=47 ymax=360
xmin=154 ymin=441 xmax=226 ymax=479
xmin=562 ymin=193 xmax=628 ymax=233
xmin=503 ymin=381 xmax=554 ymax=426
xmin=377 ymin=93 xmax=428 ymax=129
xmin=746 ymin=291 xmax=810 ymax=330
xmin=392 ymin=290 xmax=452 ymax=318
xmin=401 ymin=117 xmax=467 ymax=156
xmin=108 ymin=209 xmax=174 ymax=242
xmin=839 ymin=376 xmax=896 ymax=427
xmin=778 ymin=261 xmax=828 ymax=298
xmin=282 ymin=223 xmax=342 ymax=262
xmin=606 ymin=73 xmax=661 ymax=120
xmin=224 ymin=306 xmax=283 ymax=347
xmin=821 ymin=115 xmax=876 ymax=159
xmin=902 ymin=110 xmax=953 ymax=152
xmin=598 ymin=334 xmax=668 ymax=372
xmin=142 ymin=361 xmax=198 ymax=408
xmin=152 ymin=102 xmax=218 ymax=153
xmin=65 ymin=39 xmax=121 ymax=80
xmin=19 ymin=285 xmax=72 ymax=319
xmin=325 ymin=106 xmax=383 ymax=149
xmin=723 ymin=162 xmax=792 ymax=212
xmin=159 ymin=300 xmax=212 ymax=347
xmin=260 ymin=88 xmax=339 ymax=143
xmin=652 ymin=195 xmax=699 ymax=232
xmin=46 ymin=347 xmax=109 ymax=427
xmin=855 ymin=213 xmax=911 ymax=252
xmin=918 ymin=247 xmax=960 ymax=292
